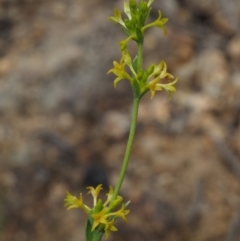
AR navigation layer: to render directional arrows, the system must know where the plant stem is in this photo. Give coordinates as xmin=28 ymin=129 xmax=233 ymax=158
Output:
xmin=109 ymin=96 xmax=140 ymax=209
xmin=109 ymin=39 xmax=144 ymax=209
xmin=137 ymin=39 xmax=144 ymax=72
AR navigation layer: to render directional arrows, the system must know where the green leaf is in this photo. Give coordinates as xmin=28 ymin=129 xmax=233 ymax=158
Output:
xmin=121 ymin=26 xmax=131 ymax=36
xmin=132 ymin=55 xmax=138 ymax=73
xmin=132 ymin=78 xmax=140 ymax=97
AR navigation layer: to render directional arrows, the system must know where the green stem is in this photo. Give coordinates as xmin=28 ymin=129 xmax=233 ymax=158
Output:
xmin=108 ymin=39 xmax=144 ymax=210
xmin=109 ymin=96 xmax=140 ymax=209
xmin=137 ymin=39 xmax=144 ymax=72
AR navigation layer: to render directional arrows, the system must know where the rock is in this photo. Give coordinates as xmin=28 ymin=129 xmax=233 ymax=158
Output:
xmin=138 ymin=96 xmax=171 ymax=124
xmin=196 ymin=49 xmax=228 ymax=98
xmin=100 ymin=110 xmax=130 ymax=139
xmin=0 ymin=58 xmax=13 ymax=76
xmin=227 ymin=36 xmax=240 ymax=60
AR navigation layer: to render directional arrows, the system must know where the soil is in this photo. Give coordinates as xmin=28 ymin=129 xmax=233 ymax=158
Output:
xmin=0 ymin=0 xmax=240 ymax=241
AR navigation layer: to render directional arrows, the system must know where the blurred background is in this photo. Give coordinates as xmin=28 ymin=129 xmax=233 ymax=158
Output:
xmin=0 ymin=0 xmax=240 ymax=241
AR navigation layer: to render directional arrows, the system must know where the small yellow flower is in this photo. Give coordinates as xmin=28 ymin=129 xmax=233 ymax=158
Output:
xmin=122 ymin=49 xmax=137 ymax=78
xmin=147 ymin=61 xmax=177 ymax=99
xmin=87 ymin=184 xmax=103 ymax=206
xmin=119 ymin=35 xmax=135 ymax=51
xmin=91 ymin=204 xmax=129 ymax=233
xmin=104 ymin=220 xmax=118 ymax=239
xmin=64 ymin=192 xmax=90 ymax=213
xmin=91 ymin=207 xmax=109 ymax=231
xmin=142 ymin=10 xmax=168 ymax=34
xmin=107 ymin=50 xmax=134 ymax=88
xmin=108 ymin=8 xmax=126 ymax=28
xmin=104 ymin=186 xmax=113 ymax=206
xmin=123 ymin=1 xmax=131 ymax=20
xmin=105 ymin=204 xmax=130 ymax=222
xmin=149 ymin=78 xmax=178 ymax=99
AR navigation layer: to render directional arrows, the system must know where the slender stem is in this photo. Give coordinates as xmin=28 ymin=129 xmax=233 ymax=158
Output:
xmin=137 ymin=39 xmax=144 ymax=72
xmin=109 ymin=96 xmax=140 ymax=209
xmin=109 ymin=39 xmax=144 ymax=209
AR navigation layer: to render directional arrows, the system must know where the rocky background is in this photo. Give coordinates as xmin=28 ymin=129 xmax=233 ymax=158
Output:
xmin=0 ymin=0 xmax=240 ymax=241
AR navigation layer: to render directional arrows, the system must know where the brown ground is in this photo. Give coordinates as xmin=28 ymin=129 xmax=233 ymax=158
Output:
xmin=0 ymin=0 xmax=240 ymax=241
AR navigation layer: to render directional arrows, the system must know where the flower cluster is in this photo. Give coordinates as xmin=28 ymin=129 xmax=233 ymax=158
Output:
xmin=108 ymin=49 xmax=177 ymax=99
xmin=65 ymin=185 xmax=130 ymax=239
xmin=108 ymin=0 xmax=178 ymax=99
xmin=109 ymin=0 xmax=168 ymax=50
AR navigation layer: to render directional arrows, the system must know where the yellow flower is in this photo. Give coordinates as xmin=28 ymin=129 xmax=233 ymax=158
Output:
xmin=123 ymin=0 xmax=131 ymax=19
xmin=107 ymin=50 xmax=134 ymax=88
xmin=104 ymin=186 xmax=113 ymax=206
xmin=91 ymin=204 xmax=129 ymax=232
xmin=147 ymin=61 xmax=177 ymax=99
xmin=149 ymin=78 xmax=178 ymax=99
xmin=64 ymin=192 xmax=90 ymax=213
xmin=91 ymin=207 xmax=109 ymax=231
xmin=105 ymin=204 xmax=130 ymax=222
xmin=122 ymin=49 xmax=137 ymax=78
xmin=87 ymin=184 xmax=103 ymax=206
xmin=108 ymin=8 xmax=126 ymax=28
xmin=142 ymin=10 xmax=168 ymax=34
xmin=104 ymin=220 xmax=118 ymax=239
